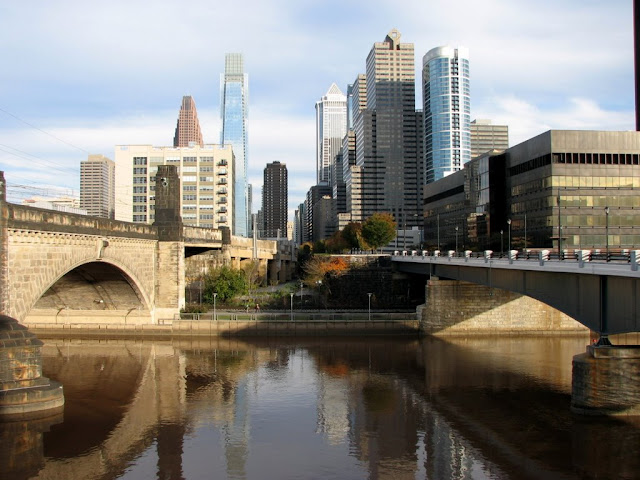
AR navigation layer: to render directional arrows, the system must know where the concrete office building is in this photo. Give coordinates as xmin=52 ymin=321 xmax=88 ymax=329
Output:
xmin=80 ymin=154 xmax=115 ymax=218
xmin=316 ymin=83 xmax=347 ymax=186
xmin=471 ymin=119 xmax=509 ymax=158
xmin=352 ymin=29 xmax=421 ymax=229
xmin=114 ymin=144 xmax=234 ymax=230
xmin=423 ymin=46 xmax=471 ymax=184
xmin=262 ymin=161 xmax=288 ymax=238
xmin=221 ymin=53 xmax=250 ymax=237
xmin=423 ymin=130 xmax=640 ymax=251
xmin=173 ymin=96 xmax=204 ymax=148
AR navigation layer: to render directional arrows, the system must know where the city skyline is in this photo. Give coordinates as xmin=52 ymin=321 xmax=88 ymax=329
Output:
xmin=0 ymin=1 xmax=634 ymax=220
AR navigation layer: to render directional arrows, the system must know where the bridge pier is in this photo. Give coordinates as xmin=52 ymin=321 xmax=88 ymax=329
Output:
xmin=572 ymin=345 xmax=640 ymax=416
xmin=420 ymin=279 xmax=587 ymax=335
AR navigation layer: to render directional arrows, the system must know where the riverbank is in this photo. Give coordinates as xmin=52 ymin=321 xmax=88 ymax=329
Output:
xmin=24 ymin=310 xmax=421 ymax=338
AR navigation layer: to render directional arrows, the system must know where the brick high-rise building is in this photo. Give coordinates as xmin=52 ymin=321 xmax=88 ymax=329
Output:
xmin=173 ymin=96 xmax=204 ymax=148
xmin=262 ymin=161 xmax=288 ymax=238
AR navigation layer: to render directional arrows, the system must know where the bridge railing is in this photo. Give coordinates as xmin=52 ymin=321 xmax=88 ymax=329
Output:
xmin=392 ymin=248 xmax=638 ymax=265
xmin=176 ymin=311 xmax=417 ymax=322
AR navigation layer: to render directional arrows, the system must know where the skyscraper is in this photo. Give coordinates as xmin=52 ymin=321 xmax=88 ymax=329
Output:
xmin=422 ymin=46 xmax=471 ymax=184
xmin=173 ymin=96 xmax=204 ymax=147
xmin=353 ymin=29 xmax=421 ymax=228
xmin=470 ymin=119 xmax=509 ymax=158
xmin=262 ymin=161 xmax=287 ymax=239
xmin=315 ymin=83 xmax=347 ymax=185
xmin=80 ymin=154 xmax=115 ymax=218
xmin=221 ymin=53 xmax=249 ymax=237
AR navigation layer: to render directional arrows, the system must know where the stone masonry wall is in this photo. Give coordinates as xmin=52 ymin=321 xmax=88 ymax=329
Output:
xmin=421 ymin=279 xmax=588 ymax=335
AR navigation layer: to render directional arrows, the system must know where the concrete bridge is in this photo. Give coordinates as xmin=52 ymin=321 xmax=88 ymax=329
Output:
xmin=392 ymin=250 xmax=640 ymax=338
xmin=0 ymin=169 xmax=295 ymax=325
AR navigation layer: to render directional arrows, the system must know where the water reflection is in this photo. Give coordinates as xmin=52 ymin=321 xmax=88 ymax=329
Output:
xmin=2 ymin=336 xmax=639 ymax=479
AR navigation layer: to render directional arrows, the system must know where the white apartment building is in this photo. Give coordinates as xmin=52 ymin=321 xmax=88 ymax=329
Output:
xmin=114 ymin=144 xmax=234 ymax=229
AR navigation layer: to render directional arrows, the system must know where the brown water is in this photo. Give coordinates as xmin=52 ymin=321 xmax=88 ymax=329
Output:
xmin=3 ymin=335 xmax=640 ymax=480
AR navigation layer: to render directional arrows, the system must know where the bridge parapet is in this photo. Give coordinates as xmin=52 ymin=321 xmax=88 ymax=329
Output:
xmin=182 ymin=225 xmax=223 ymax=245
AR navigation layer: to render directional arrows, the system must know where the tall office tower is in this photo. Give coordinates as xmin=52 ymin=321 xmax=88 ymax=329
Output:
xmin=80 ymin=154 xmax=115 ymax=218
xmin=315 ymin=83 xmax=347 ymax=186
xmin=114 ymin=144 xmax=234 ymax=229
xmin=346 ymin=75 xmax=367 ymax=131
xmin=262 ymin=161 xmax=288 ymax=238
xmin=423 ymin=46 xmax=471 ymax=184
xmin=221 ymin=53 xmax=250 ymax=237
xmin=173 ymin=96 xmax=204 ymax=147
xmin=355 ymin=29 xmax=421 ymax=228
xmin=470 ymin=119 xmax=509 ymax=158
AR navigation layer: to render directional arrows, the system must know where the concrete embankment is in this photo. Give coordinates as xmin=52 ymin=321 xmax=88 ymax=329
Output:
xmin=24 ymin=311 xmax=421 ymax=337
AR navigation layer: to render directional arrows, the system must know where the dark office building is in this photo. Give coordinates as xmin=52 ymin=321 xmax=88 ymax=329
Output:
xmin=262 ymin=161 xmax=288 ymax=239
xmin=423 ymin=130 xmax=640 ymax=252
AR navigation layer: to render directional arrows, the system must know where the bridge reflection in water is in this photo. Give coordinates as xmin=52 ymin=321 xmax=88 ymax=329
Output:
xmin=4 ymin=336 xmax=640 ymax=480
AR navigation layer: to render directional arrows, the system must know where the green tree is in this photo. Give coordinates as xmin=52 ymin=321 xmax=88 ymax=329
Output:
xmin=341 ymin=222 xmax=367 ymax=251
xmin=361 ymin=213 xmax=396 ymax=251
xmin=203 ymin=265 xmax=248 ymax=302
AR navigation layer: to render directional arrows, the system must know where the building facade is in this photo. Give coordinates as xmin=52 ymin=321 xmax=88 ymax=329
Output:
xmin=262 ymin=161 xmax=288 ymax=238
xmin=423 ymin=130 xmax=640 ymax=252
xmin=114 ymin=144 xmax=234 ymax=230
xmin=173 ymin=96 xmax=204 ymax=148
xmin=221 ymin=53 xmax=250 ymax=237
xmin=80 ymin=154 xmax=115 ymax=218
xmin=470 ymin=119 xmax=509 ymax=158
xmin=423 ymin=46 xmax=471 ymax=184
xmin=355 ymin=29 xmax=422 ymax=229
xmin=315 ymin=83 xmax=347 ymax=186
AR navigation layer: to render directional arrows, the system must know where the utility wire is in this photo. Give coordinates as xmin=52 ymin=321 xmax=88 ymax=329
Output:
xmin=0 ymin=106 xmax=89 ymax=154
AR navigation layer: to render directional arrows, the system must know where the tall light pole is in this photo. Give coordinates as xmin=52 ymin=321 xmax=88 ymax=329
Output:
xmin=455 ymin=225 xmax=459 ymax=254
xmin=524 ymin=213 xmax=527 ymax=252
xmin=437 ymin=213 xmax=440 ymax=251
xmin=605 ymin=206 xmax=610 ymax=262
xmin=290 ymin=293 xmax=294 ymax=321
xmin=500 ymin=230 xmax=504 ymax=254
xmin=557 ymin=191 xmax=562 ymax=257
xmin=213 ymin=292 xmax=217 ymax=321
xmin=507 ymin=219 xmax=512 ymax=252
xmin=367 ymin=293 xmax=372 ymax=321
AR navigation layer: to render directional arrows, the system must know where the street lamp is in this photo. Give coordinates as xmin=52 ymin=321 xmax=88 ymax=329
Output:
xmin=367 ymin=293 xmax=372 ymax=321
xmin=455 ymin=225 xmax=459 ymax=254
xmin=213 ymin=292 xmax=217 ymax=321
xmin=605 ymin=206 xmax=610 ymax=262
xmin=290 ymin=293 xmax=294 ymax=321
xmin=524 ymin=213 xmax=527 ymax=253
xmin=507 ymin=219 xmax=512 ymax=252
xmin=437 ymin=213 xmax=440 ymax=251
xmin=500 ymin=230 xmax=504 ymax=254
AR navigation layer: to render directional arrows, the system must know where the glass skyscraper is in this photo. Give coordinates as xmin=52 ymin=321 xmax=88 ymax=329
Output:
xmin=221 ymin=53 xmax=249 ymax=236
xmin=423 ymin=46 xmax=471 ymax=184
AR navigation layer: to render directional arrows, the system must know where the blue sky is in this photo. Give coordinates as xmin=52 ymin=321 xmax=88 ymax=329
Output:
xmin=0 ymin=0 xmax=635 ymax=217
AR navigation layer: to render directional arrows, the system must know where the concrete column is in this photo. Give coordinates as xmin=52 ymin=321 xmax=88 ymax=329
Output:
xmin=154 ymin=241 xmax=185 ymax=323
xmin=268 ymin=259 xmax=281 ymax=285
xmin=572 ymin=345 xmax=640 ymax=415
xmin=0 ymin=172 xmax=7 ymax=315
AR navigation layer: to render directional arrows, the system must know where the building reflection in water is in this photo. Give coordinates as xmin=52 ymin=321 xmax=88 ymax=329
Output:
xmin=2 ymin=335 xmax=639 ymax=480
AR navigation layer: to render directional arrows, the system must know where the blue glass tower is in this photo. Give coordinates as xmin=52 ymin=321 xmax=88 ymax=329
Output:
xmin=423 ymin=46 xmax=471 ymax=184
xmin=221 ymin=53 xmax=249 ymax=236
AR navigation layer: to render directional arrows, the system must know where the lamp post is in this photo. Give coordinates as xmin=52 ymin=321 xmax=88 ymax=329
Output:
xmin=605 ymin=206 xmax=610 ymax=262
xmin=500 ymin=230 xmax=504 ymax=254
xmin=437 ymin=213 xmax=440 ymax=251
xmin=213 ymin=292 xmax=217 ymax=321
xmin=300 ymin=281 xmax=303 ymax=306
xmin=367 ymin=293 xmax=372 ymax=321
xmin=507 ymin=219 xmax=511 ymax=252
xmin=290 ymin=293 xmax=294 ymax=321
xmin=524 ymin=213 xmax=527 ymax=253
xmin=557 ymin=191 xmax=562 ymax=258
xmin=455 ymin=225 xmax=459 ymax=255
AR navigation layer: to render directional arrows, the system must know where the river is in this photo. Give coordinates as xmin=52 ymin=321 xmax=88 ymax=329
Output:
xmin=3 ymin=335 xmax=640 ymax=480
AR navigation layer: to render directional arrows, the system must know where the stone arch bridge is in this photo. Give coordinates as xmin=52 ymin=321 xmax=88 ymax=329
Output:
xmin=0 ymin=174 xmax=294 ymax=325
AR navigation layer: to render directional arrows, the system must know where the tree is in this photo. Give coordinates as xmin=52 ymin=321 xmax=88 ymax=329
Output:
xmin=361 ymin=213 xmax=396 ymax=251
xmin=203 ymin=265 xmax=248 ymax=302
xmin=341 ymin=222 xmax=369 ymax=251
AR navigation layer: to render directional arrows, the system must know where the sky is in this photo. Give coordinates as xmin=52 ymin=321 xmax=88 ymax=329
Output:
xmin=0 ymin=0 xmax=635 ymax=219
